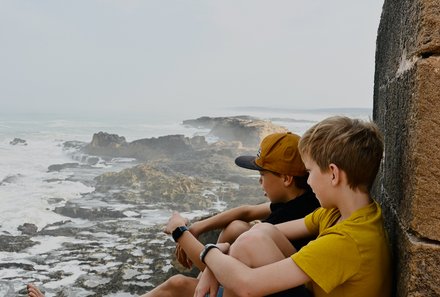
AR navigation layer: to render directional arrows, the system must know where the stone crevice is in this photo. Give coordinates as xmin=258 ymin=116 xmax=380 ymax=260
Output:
xmin=420 ymin=51 xmax=440 ymax=58
xmin=406 ymin=228 xmax=440 ymax=246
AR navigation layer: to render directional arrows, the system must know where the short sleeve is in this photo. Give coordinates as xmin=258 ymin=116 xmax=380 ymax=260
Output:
xmin=291 ymin=231 xmax=361 ymax=293
xmin=303 ymin=208 xmax=324 ymax=236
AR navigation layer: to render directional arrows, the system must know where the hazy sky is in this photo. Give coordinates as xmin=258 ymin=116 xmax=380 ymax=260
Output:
xmin=1 ymin=1 xmax=384 ymax=116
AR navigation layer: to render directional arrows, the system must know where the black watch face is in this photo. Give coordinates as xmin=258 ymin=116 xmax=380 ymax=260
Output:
xmin=172 ymin=226 xmax=187 ymax=242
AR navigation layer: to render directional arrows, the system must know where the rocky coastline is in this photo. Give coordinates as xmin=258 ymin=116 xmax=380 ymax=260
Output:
xmin=0 ymin=116 xmax=287 ymax=296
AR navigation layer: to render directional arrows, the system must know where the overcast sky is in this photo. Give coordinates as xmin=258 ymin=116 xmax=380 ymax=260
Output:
xmin=1 ymin=1 xmax=384 ymax=117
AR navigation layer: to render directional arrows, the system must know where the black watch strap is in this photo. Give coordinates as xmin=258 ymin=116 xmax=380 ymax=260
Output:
xmin=199 ymin=243 xmax=220 ymax=264
xmin=172 ymin=225 xmax=189 ymax=242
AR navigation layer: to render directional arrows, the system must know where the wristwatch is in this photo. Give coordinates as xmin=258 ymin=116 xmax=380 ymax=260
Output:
xmin=172 ymin=225 xmax=189 ymax=242
xmin=199 ymin=243 xmax=220 ymax=264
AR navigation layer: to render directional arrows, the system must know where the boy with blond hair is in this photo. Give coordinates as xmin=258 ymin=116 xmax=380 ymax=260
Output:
xmin=165 ymin=116 xmax=391 ymax=297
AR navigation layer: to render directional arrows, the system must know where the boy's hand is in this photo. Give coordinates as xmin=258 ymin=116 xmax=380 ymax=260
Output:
xmin=188 ymin=221 xmax=202 ymax=238
xmin=194 ymin=267 xmax=220 ymax=297
xmin=164 ymin=211 xmax=189 ymax=234
xmin=175 ymin=244 xmax=193 ymax=268
xmin=216 ymin=242 xmax=230 ymax=254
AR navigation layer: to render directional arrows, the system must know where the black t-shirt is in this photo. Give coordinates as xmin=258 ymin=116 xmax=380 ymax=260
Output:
xmin=263 ymin=190 xmax=320 ymax=251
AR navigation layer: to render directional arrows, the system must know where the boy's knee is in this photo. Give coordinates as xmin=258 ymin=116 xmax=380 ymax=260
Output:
xmin=225 ymin=220 xmax=249 ymax=233
xmin=167 ymin=274 xmax=190 ymax=288
xmin=250 ymin=222 xmax=276 ymax=233
xmin=219 ymin=220 xmax=251 ymax=243
xmin=230 ymin=227 xmax=268 ymax=257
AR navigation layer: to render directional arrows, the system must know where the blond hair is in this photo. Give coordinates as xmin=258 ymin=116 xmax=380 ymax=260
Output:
xmin=298 ymin=116 xmax=383 ymax=192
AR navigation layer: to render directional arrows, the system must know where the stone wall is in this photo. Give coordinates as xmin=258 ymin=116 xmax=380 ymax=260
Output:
xmin=373 ymin=0 xmax=440 ymax=296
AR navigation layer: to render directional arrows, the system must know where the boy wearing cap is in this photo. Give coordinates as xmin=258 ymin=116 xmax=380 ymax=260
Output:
xmin=27 ymin=132 xmax=319 ymax=297
xmin=191 ymin=116 xmax=392 ymax=297
xmin=141 ymin=132 xmax=319 ymax=297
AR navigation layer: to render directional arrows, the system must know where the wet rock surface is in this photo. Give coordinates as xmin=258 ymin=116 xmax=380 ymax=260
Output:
xmin=9 ymin=138 xmax=27 ymax=146
xmin=183 ymin=115 xmax=288 ymax=147
xmin=1 ymin=116 xmax=285 ymax=296
xmin=0 ymin=235 xmax=38 ymax=252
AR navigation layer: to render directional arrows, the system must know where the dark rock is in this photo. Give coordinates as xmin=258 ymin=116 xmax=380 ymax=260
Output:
xmin=53 ymin=202 xmax=126 ymax=220
xmin=63 ymin=140 xmax=87 ymax=150
xmin=9 ymin=138 xmax=27 ymax=145
xmin=90 ymin=132 xmax=127 ymax=148
xmin=86 ymin=156 xmax=100 ymax=165
xmin=18 ymin=223 xmax=38 ymax=236
xmin=183 ymin=116 xmax=288 ymax=147
xmin=48 ymin=163 xmax=80 ymax=172
xmin=82 ymin=115 xmax=284 ymax=161
xmin=126 ymin=135 xmax=195 ymax=160
xmin=93 ymin=164 xmax=217 ymax=211
xmin=0 ymin=235 xmax=38 ymax=252
xmin=38 ymin=220 xmax=80 ymax=237
xmin=83 ymin=132 xmax=208 ymax=161
xmin=189 ymin=135 xmax=207 ymax=147
xmin=0 ymin=262 xmax=35 ymax=271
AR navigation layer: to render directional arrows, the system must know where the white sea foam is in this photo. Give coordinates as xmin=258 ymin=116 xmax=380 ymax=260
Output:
xmin=0 ymin=135 xmax=94 ymax=235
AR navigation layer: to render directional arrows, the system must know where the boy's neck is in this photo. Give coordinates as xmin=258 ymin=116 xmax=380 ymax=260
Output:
xmin=281 ymin=187 xmax=306 ymax=203
xmin=336 ymin=188 xmax=372 ymax=221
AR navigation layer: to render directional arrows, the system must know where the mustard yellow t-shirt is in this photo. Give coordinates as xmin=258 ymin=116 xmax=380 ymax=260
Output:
xmin=291 ymin=201 xmax=391 ymax=297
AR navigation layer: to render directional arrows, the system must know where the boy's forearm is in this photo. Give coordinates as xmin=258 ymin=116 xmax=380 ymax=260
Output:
xmin=275 ymin=218 xmax=310 ymax=240
xmin=191 ymin=204 xmax=269 ymax=236
xmin=191 ymin=206 xmax=249 ymax=235
xmin=186 ymin=211 xmax=240 ymax=265
xmin=203 ymin=248 xmax=310 ymax=296
xmin=170 ymin=207 xmax=254 ymax=270
xmin=174 ymin=204 xmax=270 ymax=271
xmin=203 ymin=248 xmax=251 ymax=293
xmin=176 ymin=229 xmax=206 ymax=270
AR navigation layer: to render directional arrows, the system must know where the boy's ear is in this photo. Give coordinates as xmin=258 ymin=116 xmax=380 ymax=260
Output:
xmin=283 ymin=174 xmax=295 ymax=186
xmin=329 ymin=163 xmax=340 ymax=186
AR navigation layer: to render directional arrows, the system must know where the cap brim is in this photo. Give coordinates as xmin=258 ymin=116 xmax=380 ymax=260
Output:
xmin=234 ymin=155 xmax=264 ymax=171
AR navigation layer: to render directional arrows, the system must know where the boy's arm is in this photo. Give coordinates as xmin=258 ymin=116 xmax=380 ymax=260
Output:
xmin=189 ymin=203 xmax=271 ymax=238
xmin=199 ymin=248 xmax=310 ymax=297
xmin=174 ymin=204 xmax=271 ymax=270
xmin=275 ymin=218 xmax=312 ymax=240
xmin=164 ymin=211 xmax=216 ymax=270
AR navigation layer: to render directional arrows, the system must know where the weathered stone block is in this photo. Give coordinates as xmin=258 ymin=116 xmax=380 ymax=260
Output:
xmin=405 ymin=57 xmax=440 ymax=241
xmin=374 ymin=0 xmax=440 ymax=88
xmin=377 ymin=193 xmax=440 ymax=297
xmin=395 ymin=224 xmax=440 ymax=297
xmin=374 ymin=56 xmax=440 ymax=241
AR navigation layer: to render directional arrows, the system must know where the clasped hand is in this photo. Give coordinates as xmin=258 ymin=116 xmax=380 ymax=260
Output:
xmin=164 ymin=211 xmax=189 ymax=234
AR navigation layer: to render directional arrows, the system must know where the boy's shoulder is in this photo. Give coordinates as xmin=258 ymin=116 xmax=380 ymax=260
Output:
xmin=307 ymin=201 xmax=384 ymax=234
xmin=266 ymin=190 xmax=319 ymax=224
